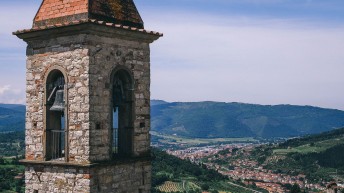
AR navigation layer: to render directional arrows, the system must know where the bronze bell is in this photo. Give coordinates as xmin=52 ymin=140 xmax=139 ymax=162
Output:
xmin=50 ymin=90 xmax=65 ymax=112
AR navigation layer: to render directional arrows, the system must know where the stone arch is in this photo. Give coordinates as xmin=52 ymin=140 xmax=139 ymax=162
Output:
xmin=109 ymin=66 xmax=135 ymax=158
xmin=43 ymin=66 xmax=69 ymax=161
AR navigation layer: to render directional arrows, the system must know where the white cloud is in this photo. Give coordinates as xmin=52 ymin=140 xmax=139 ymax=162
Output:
xmin=1 ymin=2 xmax=344 ymax=110
xmin=0 ymin=85 xmax=25 ymax=104
xmin=144 ymin=11 xmax=344 ymax=110
xmin=0 ymin=3 xmax=35 ymax=105
xmin=0 ymin=85 xmax=11 ymax=95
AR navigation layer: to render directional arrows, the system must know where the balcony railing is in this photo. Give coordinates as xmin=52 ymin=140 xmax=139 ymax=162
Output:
xmin=50 ymin=130 xmax=65 ymax=161
xmin=113 ymin=128 xmax=118 ymax=154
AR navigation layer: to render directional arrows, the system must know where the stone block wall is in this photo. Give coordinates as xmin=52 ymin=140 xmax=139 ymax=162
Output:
xmin=26 ymin=33 xmax=90 ymax=163
xmin=25 ymin=30 xmax=152 ymax=163
xmin=90 ymin=161 xmax=151 ymax=193
xmin=87 ymin=34 xmax=151 ymax=161
xmin=25 ymin=165 xmax=91 ymax=193
xmin=21 ymin=24 xmax=158 ymax=193
xmin=24 ymin=160 xmax=151 ymax=193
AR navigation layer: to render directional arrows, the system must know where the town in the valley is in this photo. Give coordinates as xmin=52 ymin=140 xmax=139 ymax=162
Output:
xmin=155 ymin=142 xmax=341 ymax=193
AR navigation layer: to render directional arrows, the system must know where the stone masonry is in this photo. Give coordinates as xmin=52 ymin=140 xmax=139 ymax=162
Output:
xmin=14 ymin=1 xmax=161 ymax=191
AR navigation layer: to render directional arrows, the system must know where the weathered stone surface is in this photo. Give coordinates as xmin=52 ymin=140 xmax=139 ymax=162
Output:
xmin=90 ymin=161 xmax=151 ymax=193
xmin=25 ymin=165 xmax=91 ymax=193
xmin=21 ymin=24 xmax=157 ymax=193
xmin=25 ymin=46 xmax=90 ymax=163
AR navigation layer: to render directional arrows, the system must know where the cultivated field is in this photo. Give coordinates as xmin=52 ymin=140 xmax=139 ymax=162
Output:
xmin=273 ymin=137 xmax=344 ymax=155
xmin=151 ymin=131 xmax=257 ymax=147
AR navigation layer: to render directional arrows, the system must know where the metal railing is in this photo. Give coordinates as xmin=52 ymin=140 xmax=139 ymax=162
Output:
xmin=113 ymin=128 xmax=118 ymax=154
xmin=50 ymin=130 xmax=65 ymax=160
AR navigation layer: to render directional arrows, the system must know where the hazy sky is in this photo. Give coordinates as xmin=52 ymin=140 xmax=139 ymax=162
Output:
xmin=0 ymin=0 xmax=344 ymax=110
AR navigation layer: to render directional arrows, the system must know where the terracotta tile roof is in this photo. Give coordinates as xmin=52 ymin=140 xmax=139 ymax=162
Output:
xmin=33 ymin=0 xmax=144 ymax=28
xmin=13 ymin=19 xmax=163 ymax=36
xmin=34 ymin=0 xmax=89 ymax=22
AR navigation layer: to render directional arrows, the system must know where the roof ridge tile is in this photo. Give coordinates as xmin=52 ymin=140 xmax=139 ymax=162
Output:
xmin=14 ymin=19 xmax=163 ymax=37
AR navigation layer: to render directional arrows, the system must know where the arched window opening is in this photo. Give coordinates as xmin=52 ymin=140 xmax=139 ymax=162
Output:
xmin=111 ymin=70 xmax=133 ymax=158
xmin=45 ymin=70 xmax=66 ymax=161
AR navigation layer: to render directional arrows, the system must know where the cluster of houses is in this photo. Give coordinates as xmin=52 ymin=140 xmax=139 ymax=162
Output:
xmin=166 ymin=144 xmax=343 ymax=193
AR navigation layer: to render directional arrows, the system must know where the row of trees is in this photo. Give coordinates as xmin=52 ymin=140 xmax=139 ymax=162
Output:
xmin=0 ymin=158 xmax=24 ymax=193
xmin=0 ymin=131 xmax=25 ymax=156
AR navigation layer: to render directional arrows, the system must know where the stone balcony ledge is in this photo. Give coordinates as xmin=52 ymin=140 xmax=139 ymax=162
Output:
xmin=19 ymin=155 xmax=152 ymax=168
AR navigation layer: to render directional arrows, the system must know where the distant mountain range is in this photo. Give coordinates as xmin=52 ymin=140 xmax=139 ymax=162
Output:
xmin=151 ymin=100 xmax=344 ymax=138
xmin=1 ymin=101 xmax=344 ymax=139
xmin=0 ymin=104 xmax=25 ymax=132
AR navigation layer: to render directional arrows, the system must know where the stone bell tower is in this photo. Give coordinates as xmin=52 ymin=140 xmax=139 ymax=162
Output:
xmin=14 ymin=0 xmax=161 ymax=192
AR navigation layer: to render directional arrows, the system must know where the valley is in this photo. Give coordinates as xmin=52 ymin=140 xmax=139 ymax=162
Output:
xmin=1 ymin=102 xmax=344 ymax=192
xmin=157 ymin=128 xmax=344 ymax=193
xmin=151 ymin=131 xmax=259 ymax=149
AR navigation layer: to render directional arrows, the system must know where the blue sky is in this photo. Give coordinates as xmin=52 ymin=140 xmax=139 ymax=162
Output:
xmin=1 ymin=0 xmax=344 ymax=110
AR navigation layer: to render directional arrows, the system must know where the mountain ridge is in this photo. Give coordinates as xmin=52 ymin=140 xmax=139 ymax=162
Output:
xmin=1 ymin=101 xmax=344 ymax=139
xmin=0 ymin=105 xmax=25 ymax=132
xmin=151 ymin=100 xmax=344 ymax=139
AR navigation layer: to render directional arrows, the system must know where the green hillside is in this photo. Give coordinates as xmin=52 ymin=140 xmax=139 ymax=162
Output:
xmin=278 ymin=127 xmax=344 ymax=148
xmin=152 ymin=148 xmax=266 ymax=193
xmin=151 ymin=101 xmax=344 ymax=138
xmin=0 ymin=105 xmax=25 ymax=132
xmin=0 ymin=131 xmax=263 ymax=193
xmin=0 ymin=104 xmax=25 ymax=113
xmin=252 ymin=128 xmax=344 ymax=183
xmin=2 ymin=101 xmax=344 ymax=140
xmin=0 ymin=131 xmax=25 ymax=156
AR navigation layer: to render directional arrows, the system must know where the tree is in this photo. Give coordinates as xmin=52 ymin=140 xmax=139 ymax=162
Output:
xmin=201 ymin=183 xmax=210 ymax=191
xmin=290 ymin=184 xmax=302 ymax=193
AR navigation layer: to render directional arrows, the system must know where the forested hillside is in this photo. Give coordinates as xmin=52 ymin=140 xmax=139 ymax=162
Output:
xmin=152 ymin=148 xmax=266 ymax=193
xmin=0 ymin=104 xmax=25 ymax=132
xmin=2 ymin=101 xmax=344 ymax=139
xmin=151 ymin=101 xmax=344 ymax=138
xmin=251 ymin=128 xmax=344 ymax=182
xmin=0 ymin=131 xmax=264 ymax=193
